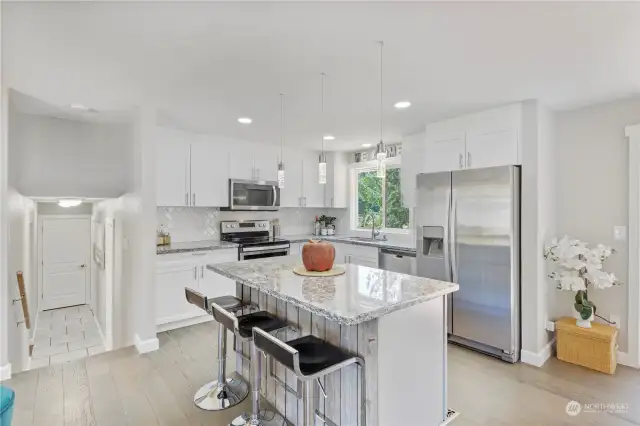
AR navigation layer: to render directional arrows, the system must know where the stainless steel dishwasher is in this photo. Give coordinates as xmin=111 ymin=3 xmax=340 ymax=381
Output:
xmin=378 ymin=248 xmax=417 ymax=275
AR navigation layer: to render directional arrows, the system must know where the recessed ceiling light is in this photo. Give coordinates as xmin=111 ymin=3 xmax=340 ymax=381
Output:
xmin=58 ymin=199 xmax=83 ymax=208
xmin=69 ymin=103 xmax=89 ymax=111
xmin=394 ymin=101 xmax=411 ymax=109
xmin=238 ymin=117 xmax=252 ymax=124
xmin=323 ymin=135 xmax=335 ymax=140
xmin=362 ymin=143 xmax=372 ymax=148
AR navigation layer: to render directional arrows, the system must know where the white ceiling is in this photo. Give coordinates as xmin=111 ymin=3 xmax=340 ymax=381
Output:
xmin=4 ymin=1 xmax=640 ymax=151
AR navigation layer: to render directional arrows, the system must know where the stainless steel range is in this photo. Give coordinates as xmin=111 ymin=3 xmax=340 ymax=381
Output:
xmin=221 ymin=220 xmax=290 ymax=260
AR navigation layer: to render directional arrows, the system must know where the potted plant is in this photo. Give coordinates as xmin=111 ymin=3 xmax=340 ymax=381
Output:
xmin=544 ymin=236 xmax=621 ymax=328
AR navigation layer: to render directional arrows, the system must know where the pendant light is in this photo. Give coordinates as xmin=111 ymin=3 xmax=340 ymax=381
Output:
xmin=376 ymin=40 xmax=387 ymax=178
xmin=277 ymin=93 xmax=285 ymax=188
xmin=318 ymin=73 xmax=327 ymax=184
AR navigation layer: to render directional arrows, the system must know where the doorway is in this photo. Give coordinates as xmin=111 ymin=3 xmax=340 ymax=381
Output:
xmin=38 ymin=216 xmax=91 ymax=310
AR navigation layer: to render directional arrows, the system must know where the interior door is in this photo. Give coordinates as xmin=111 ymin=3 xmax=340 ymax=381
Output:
xmin=156 ymin=128 xmax=190 ymax=206
xmin=41 ymin=217 xmax=91 ymax=310
xmin=190 ymin=137 xmax=229 ymax=207
xmin=450 ymin=166 xmax=516 ymax=352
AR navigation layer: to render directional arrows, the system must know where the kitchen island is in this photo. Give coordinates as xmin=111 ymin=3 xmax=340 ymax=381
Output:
xmin=207 ymin=255 xmax=458 ymax=426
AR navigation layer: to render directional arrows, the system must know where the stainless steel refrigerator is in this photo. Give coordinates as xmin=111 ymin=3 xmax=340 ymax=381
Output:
xmin=415 ymin=166 xmax=520 ymax=363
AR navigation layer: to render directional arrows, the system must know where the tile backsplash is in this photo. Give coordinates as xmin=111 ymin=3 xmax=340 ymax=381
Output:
xmin=157 ymin=207 xmax=348 ymax=243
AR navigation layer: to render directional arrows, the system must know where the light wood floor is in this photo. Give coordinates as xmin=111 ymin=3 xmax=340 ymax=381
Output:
xmin=4 ymin=322 xmax=640 ymax=426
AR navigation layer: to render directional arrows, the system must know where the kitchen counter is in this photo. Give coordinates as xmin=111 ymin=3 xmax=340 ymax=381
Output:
xmin=156 ymin=240 xmax=239 ymax=255
xmin=283 ymin=234 xmax=417 ymax=252
xmin=207 ymin=254 xmax=456 ymax=326
xmin=209 ymin=254 xmax=456 ymax=426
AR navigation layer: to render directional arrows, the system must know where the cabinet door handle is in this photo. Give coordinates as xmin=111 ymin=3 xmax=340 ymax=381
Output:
xmin=459 ymin=153 xmax=464 ymax=169
xmin=185 ymin=192 xmax=189 ymax=206
xmin=194 ymin=266 xmax=197 ymax=280
xmin=192 ymin=193 xmax=196 ymax=206
xmin=201 ymin=265 xmax=204 ymax=279
xmin=304 ymin=197 xmax=307 ymax=207
xmin=467 ymin=152 xmax=472 ymax=168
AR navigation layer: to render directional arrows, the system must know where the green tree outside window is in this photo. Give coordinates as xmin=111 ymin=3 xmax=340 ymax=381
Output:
xmin=357 ymin=167 xmax=409 ymax=230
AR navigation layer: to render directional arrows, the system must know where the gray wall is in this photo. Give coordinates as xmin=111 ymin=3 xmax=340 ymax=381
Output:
xmin=552 ymin=96 xmax=640 ymax=353
xmin=37 ymin=202 xmax=93 ymax=215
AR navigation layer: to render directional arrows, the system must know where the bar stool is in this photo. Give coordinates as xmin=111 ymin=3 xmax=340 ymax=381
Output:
xmin=252 ymin=327 xmax=366 ymax=426
xmin=185 ymin=288 xmax=249 ymax=411
xmin=209 ymin=301 xmax=291 ymax=426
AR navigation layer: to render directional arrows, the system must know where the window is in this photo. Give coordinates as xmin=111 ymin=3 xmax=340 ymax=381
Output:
xmin=356 ymin=165 xmax=410 ymax=231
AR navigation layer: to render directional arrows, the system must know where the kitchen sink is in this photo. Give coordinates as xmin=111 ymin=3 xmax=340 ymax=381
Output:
xmin=342 ymin=236 xmax=387 ymax=242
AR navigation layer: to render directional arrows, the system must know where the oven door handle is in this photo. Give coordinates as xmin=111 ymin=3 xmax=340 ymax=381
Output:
xmin=241 ymin=244 xmax=290 ymax=253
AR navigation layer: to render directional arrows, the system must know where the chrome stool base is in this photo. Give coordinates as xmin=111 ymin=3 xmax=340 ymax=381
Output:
xmin=229 ymin=410 xmax=290 ymax=426
xmin=194 ymin=376 xmax=249 ymax=411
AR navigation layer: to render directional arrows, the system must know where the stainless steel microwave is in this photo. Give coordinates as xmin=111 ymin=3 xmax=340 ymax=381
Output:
xmin=225 ymin=179 xmax=280 ymax=211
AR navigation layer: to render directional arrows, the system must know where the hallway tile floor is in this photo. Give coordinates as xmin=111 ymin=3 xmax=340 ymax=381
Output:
xmin=30 ymin=305 xmax=106 ymax=369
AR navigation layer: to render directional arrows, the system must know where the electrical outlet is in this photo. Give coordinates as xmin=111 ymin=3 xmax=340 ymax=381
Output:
xmin=610 ymin=314 xmax=621 ymax=329
xmin=614 ymin=226 xmax=627 ymax=241
xmin=546 ymin=320 xmax=555 ymax=332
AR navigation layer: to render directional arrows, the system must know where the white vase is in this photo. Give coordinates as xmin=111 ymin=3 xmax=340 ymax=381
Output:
xmin=574 ymin=310 xmax=594 ymax=328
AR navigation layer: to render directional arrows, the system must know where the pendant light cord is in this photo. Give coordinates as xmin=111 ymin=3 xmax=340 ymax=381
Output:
xmin=379 ymin=40 xmax=383 ymax=143
xmin=321 ymin=73 xmax=325 ymax=157
xmin=280 ymin=93 xmax=284 ymax=161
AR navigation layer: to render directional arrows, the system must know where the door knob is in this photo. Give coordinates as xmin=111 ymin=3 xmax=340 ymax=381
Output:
xmin=80 ymin=264 xmax=86 ymax=268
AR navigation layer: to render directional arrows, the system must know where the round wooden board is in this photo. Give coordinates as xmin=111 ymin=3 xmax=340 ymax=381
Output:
xmin=292 ymin=265 xmax=346 ymax=277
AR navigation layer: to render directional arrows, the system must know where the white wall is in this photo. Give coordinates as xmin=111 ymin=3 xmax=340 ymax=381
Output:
xmin=8 ymin=111 xmax=133 ymax=198
xmin=6 ymin=187 xmax=36 ymax=373
xmin=552 ymin=96 xmax=640 ymax=353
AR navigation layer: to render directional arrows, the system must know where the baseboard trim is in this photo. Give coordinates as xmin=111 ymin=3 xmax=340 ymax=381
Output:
xmin=0 ymin=363 xmax=11 ymax=381
xmin=156 ymin=314 xmax=213 ymax=333
xmin=134 ymin=334 xmax=159 ymax=354
xmin=521 ymin=337 xmax=556 ymax=367
xmin=617 ymin=351 xmax=639 ymax=368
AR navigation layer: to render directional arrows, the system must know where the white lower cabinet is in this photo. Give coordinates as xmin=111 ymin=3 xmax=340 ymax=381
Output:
xmin=334 ymin=243 xmax=378 ymax=268
xmin=156 ymin=261 xmax=201 ymax=325
xmin=290 ymin=242 xmax=302 ymax=255
xmin=156 ymin=249 xmax=238 ymax=329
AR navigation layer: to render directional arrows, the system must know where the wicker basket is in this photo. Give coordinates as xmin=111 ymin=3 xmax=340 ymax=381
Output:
xmin=556 ymin=317 xmax=618 ymax=374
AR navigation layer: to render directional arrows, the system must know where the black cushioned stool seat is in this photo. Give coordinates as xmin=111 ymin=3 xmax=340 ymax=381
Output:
xmin=210 ymin=295 xmax=244 ymax=310
xmin=286 ymin=335 xmax=354 ymax=376
xmin=237 ymin=311 xmax=287 ymax=339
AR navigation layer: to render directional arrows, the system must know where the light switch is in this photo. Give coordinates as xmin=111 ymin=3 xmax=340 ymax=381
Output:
xmin=613 ymin=226 xmax=627 ymax=241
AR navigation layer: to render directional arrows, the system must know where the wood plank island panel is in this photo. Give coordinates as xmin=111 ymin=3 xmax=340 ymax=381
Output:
xmin=235 ymin=283 xmax=373 ymax=426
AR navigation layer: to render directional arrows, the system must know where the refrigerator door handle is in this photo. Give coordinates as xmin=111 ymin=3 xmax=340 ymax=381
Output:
xmin=443 ymin=189 xmax=453 ymax=282
xmin=449 ymin=195 xmax=458 ymax=284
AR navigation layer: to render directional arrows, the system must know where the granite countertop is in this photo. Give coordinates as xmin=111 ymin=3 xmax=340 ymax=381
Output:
xmin=283 ymin=234 xmax=416 ymax=252
xmin=207 ymin=255 xmax=457 ymax=325
xmin=157 ymin=240 xmax=239 ymax=255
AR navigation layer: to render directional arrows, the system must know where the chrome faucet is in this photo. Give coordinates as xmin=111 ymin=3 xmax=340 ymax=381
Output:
xmin=363 ymin=212 xmax=386 ymax=240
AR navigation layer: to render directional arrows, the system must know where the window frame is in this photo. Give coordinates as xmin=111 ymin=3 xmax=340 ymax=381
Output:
xmin=349 ymin=157 xmax=410 ymax=235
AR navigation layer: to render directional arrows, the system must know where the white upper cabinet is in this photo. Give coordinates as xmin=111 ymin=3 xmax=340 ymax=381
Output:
xmin=302 ymin=151 xmax=325 ymax=208
xmin=156 ymin=128 xmax=190 ymax=207
xmin=190 ymin=136 xmax=229 ymax=207
xmin=423 ymin=117 xmax=467 ymax=173
xmin=280 ymin=148 xmax=304 ymax=208
xmin=464 ymin=104 xmax=521 ymax=169
xmin=253 ymin=144 xmax=279 ymax=182
xmin=324 ymin=151 xmax=349 ymax=208
xmin=421 ymin=103 xmax=522 ymax=174
xmin=229 ymin=141 xmax=255 ymax=180
xmin=400 ymin=132 xmax=425 ymax=208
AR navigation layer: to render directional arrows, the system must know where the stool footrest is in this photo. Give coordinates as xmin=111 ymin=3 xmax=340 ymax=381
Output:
xmin=315 ymin=410 xmax=338 ymax=426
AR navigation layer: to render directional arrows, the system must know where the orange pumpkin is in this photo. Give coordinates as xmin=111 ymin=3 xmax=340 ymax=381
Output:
xmin=302 ymin=240 xmax=335 ymax=272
